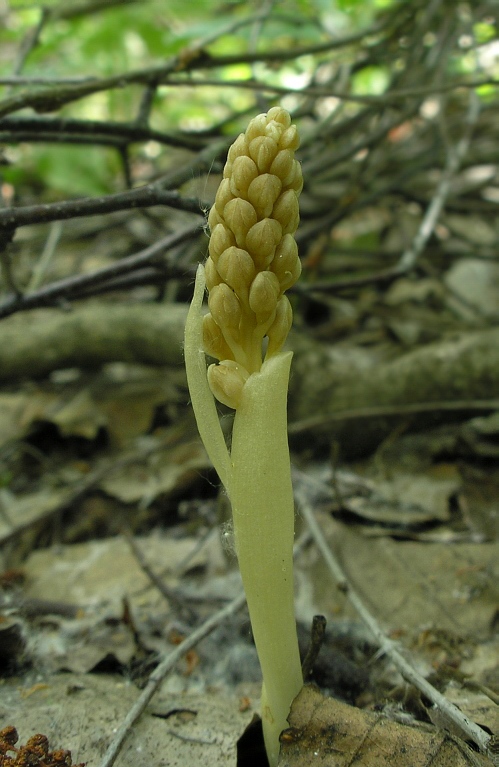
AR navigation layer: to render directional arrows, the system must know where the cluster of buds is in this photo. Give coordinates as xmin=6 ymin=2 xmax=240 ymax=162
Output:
xmin=202 ymin=106 xmax=303 ymax=409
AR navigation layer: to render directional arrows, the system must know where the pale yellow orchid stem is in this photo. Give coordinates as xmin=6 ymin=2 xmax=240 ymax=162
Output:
xmin=184 ymin=106 xmax=303 ymax=766
xmin=230 ymin=351 xmax=302 ymax=766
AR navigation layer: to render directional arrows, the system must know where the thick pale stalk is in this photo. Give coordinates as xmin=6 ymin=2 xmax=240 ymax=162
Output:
xmin=184 ymin=265 xmax=231 ymax=490
xmin=230 ymin=352 xmax=302 ymax=767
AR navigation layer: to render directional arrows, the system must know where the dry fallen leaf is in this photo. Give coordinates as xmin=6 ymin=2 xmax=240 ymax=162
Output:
xmin=309 ymin=513 xmax=498 ymax=638
xmin=0 ymin=672 xmax=254 ymax=766
xmin=279 ymin=685 xmax=495 ymax=766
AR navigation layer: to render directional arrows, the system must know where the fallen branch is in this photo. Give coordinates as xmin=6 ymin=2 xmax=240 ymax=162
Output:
xmin=0 ymin=307 xmax=498 ymax=460
xmin=0 ymin=302 xmax=188 ymax=381
xmin=289 ymin=327 xmax=499 ymax=455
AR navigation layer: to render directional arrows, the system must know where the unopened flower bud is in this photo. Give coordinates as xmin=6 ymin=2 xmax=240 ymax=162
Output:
xmin=207 ymin=360 xmax=249 ymax=409
xmin=223 ymin=198 xmax=258 ymax=247
xmin=271 ymin=233 xmax=301 ymax=291
xmin=216 ymin=246 xmax=256 ymax=295
xmin=208 ymin=283 xmax=242 ymax=332
xmin=202 ymin=313 xmax=232 ymax=361
xmin=272 ymin=190 xmax=300 ymax=234
xmin=245 ymin=114 xmax=268 ymax=143
xmin=204 ymin=256 xmax=222 ymax=291
xmin=208 ymin=204 xmax=224 ymax=231
xmin=209 ymin=224 xmax=235 ymax=263
xmin=288 ymin=160 xmax=303 ymax=194
xmin=265 ymin=121 xmax=282 ymax=144
xmin=270 ymin=149 xmax=295 ymax=186
xmin=279 ymin=124 xmax=300 ymax=151
xmin=249 ymin=270 xmax=281 ymax=323
xmin=247 ymin=174 xmax=282 ymax=218
xmin=214 ymin=178 xmax=234 ymax=214
xmin=248 ymin=135 xmax=279 ymax=172
xmin=227 ymin=133 xmax=249 ymax=165
xmin=230 ymin=155 xmax=259 ymax=198
xmin=266 ymin=295 xmax=293 ymax=358
xmin=267 ymin=106 xmax=291 ymax=128
xmin=246 ymin=218 xmax=282 ymax=269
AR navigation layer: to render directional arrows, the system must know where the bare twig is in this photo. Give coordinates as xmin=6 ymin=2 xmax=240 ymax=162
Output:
xmin=0 ymin=115 xmax=205 ymax=150
xmin=397 ymin=92 xmax=481 ymax=273
xmin=124 ymin=531 xmax=196 ymax=621
xmin=0 ymin=184 xmax=203 ymax=230
xmin=301 ymin=614 xmax=327 ymax=680
xmin=295 ymin=483 xmax=492 ymax=757
xmin=288 ymin=398 xmax=499 ymax=436
xmin=10 ymin=8 xmax=48 ymax=82
xmin=97 ymin=590 xmax=246 ymax=767
xmin=27 ymin=220 xmax=63 ymax=292
xmin=0 ymin=224 xmax=201 ymax=319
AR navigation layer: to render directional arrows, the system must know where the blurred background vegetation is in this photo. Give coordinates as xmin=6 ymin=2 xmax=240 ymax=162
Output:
xmin=2 ymin=0 xmax=495 ymax=198
xmin=1 ymin=0 xmax=409 ymax=197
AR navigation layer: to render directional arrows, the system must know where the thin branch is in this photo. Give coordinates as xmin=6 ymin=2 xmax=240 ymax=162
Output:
xmin=0 ymin=35 xmax=494 ymax=118
xmin=159 ymin=75 xmax=499 ymax=105
xmin=0 ymin=17 xmax=390 ymax=85
xmin=396 ymin=92 xmax=481 ymax=273
xmin=288 ymin=398 xmax=499 ymax=436
xmin=49 ymin=0 xmax=140 ymax=20
xmin=0 ymin=184 xmax=203 ymax=230
xmin=0 ymin=224 xmax=201 ymax=319
xmin=124 ymin=532 xmax=196 ymax=621
xmin=0 ymin=116 xmax=205 ymax=151
xmin=10 ymin=8 xmax=48 ymax=81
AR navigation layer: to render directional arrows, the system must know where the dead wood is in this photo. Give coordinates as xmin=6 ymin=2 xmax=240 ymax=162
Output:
xmin=289 ymin=328 xmax=499 ymax=456
xmin=0 ymin=305 xmax=497 ymax=457
xmin=0 ymin=303 xmax=188 ymax=381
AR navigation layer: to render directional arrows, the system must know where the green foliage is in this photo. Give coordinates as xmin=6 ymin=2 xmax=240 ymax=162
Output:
xmin=352 ymin=65 xmax=390 ymax=95
xmin=0 ymin=0 xmax=494 ymax=199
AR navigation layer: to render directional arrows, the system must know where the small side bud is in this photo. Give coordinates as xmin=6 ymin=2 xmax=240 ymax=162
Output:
xmin=207 ymin=360 xmax=249 ymax=409
xmin=230 ymin=155 xmax=259 ymax=198
xmin=270 ymin=149 xmax=295 ymax=186
xmin=245 ymin=113 xmax=268 ymax=143
xmin=249 ymin=270 xmax=281 ymax=324
xmin=272 ymin=190 xmax=300 ymax=234
xmin=267 ymin=106 xmax=291 ymax=127
xmin=208 ymin=205 xmax=224 ymax=231
xmin=227 ymin=133 xmax=249 ymax=164
xmin=209 ymin=224 xmax=235 ymax=263
xmin=271 ymin=233 xmax=301 ymax=291
xmin=279 ymin=124 xmax=300 ymax=151
xmin=265 ymin=120 xmax=282 ymax=144
xmin=204 ymin=256 xmax=222 ymax=291
xmin=288 ymin=160 xmax=303 ymax=194
xmin=266 ymin=295 xmax=293 ymax=358
xmin=202 ymin=313 xmax=233 ymax=361
xmin=214 ymin=178 xmax=234 ymax=215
